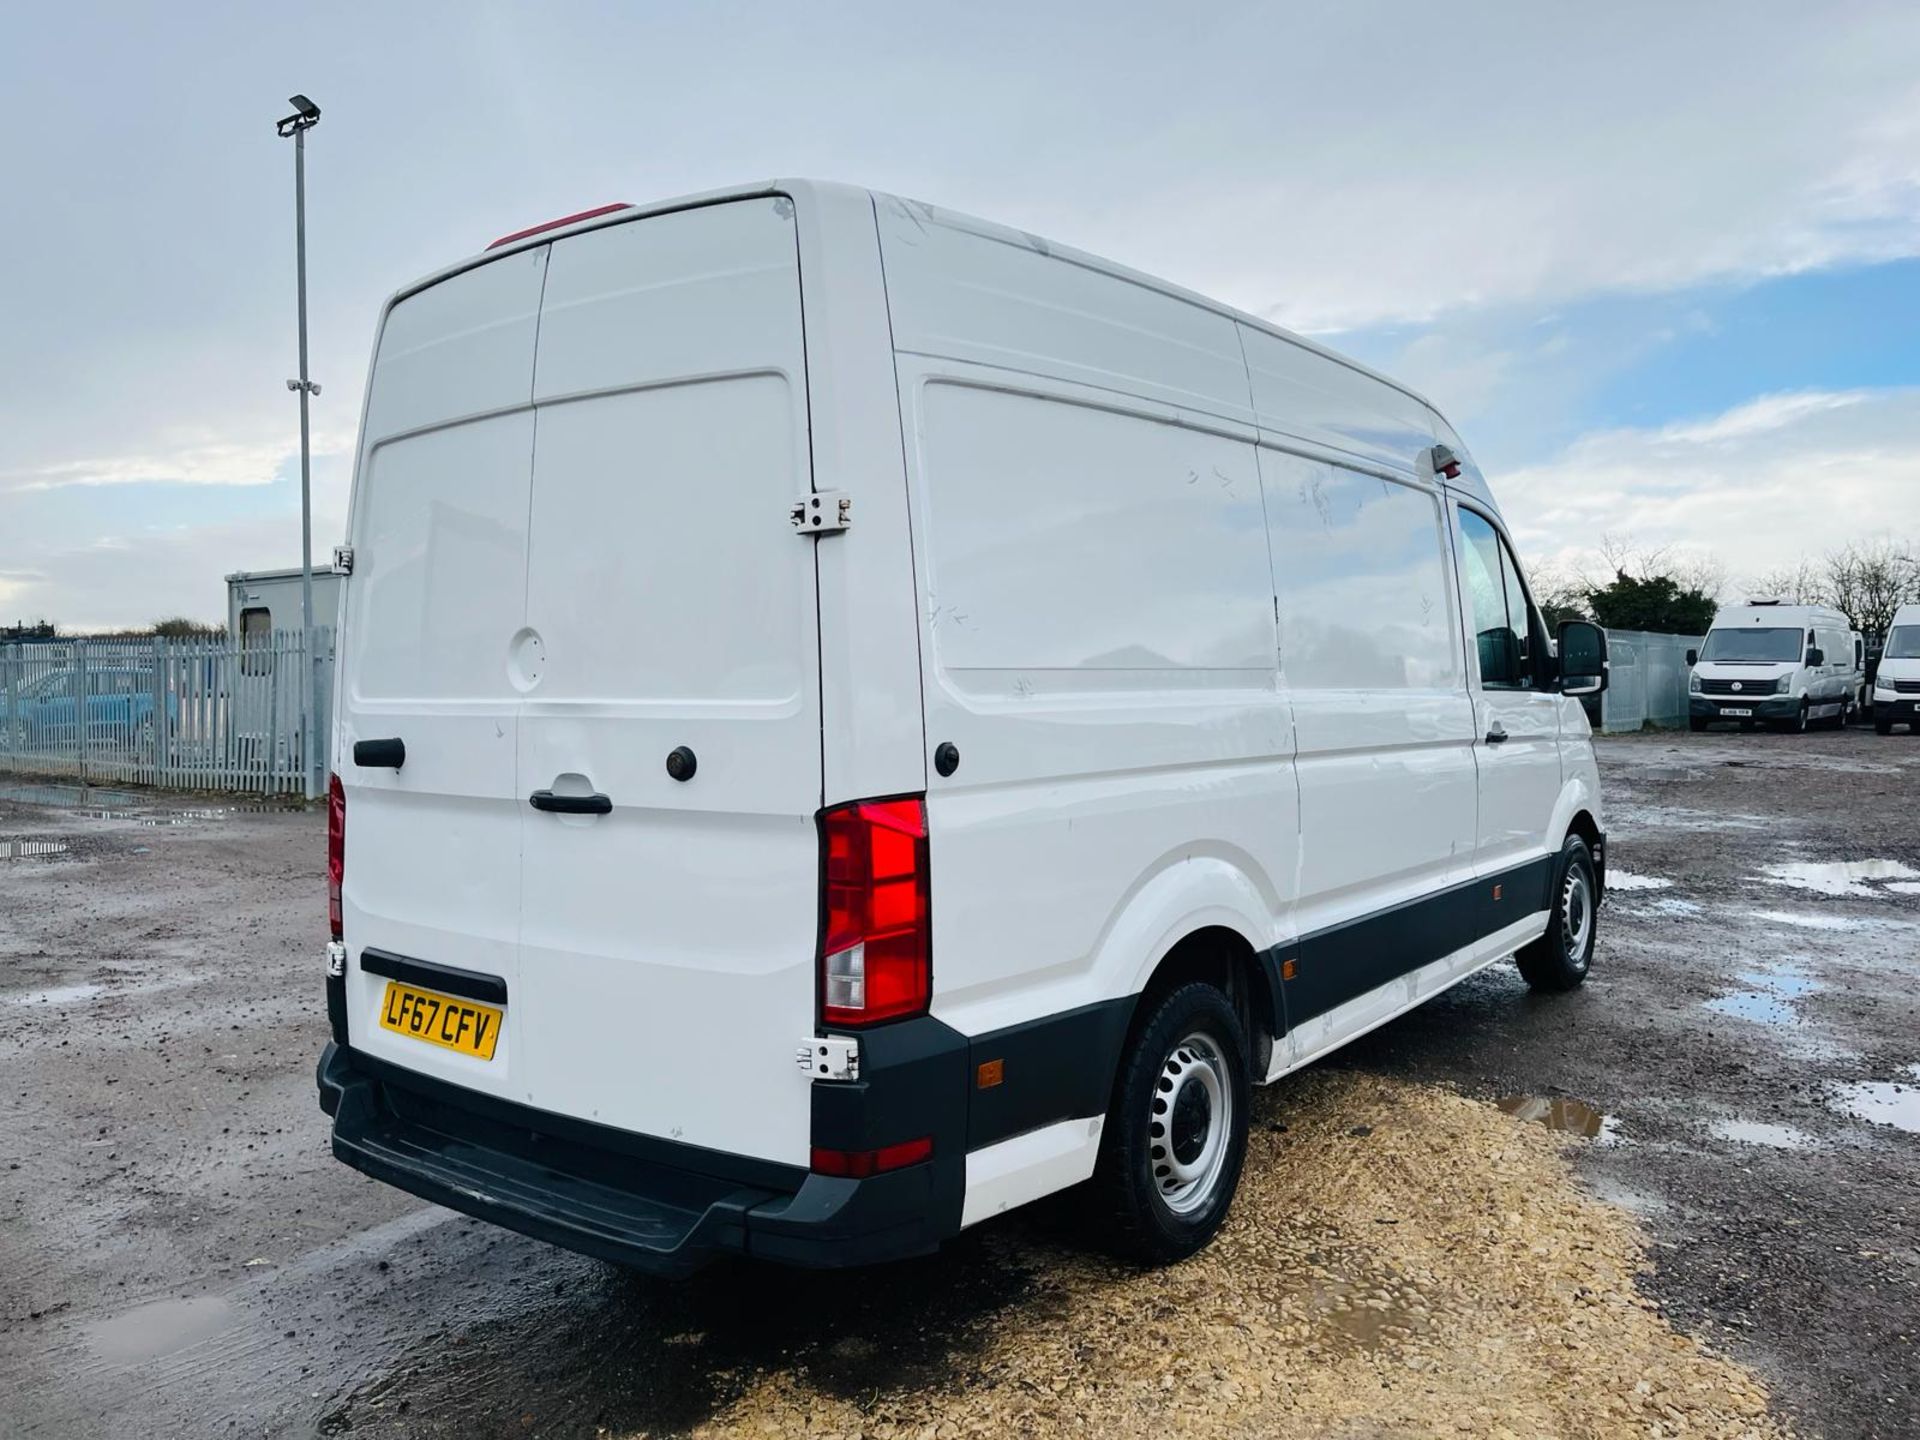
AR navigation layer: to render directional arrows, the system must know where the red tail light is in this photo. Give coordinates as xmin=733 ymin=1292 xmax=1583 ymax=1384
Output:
xmin=327 ymin=772 xmax=345 ymax=940
xmin=821 ymin=797 xmax=930 ymax=1026
xmin=810 ymin=1136 xmax=933 ymax=1178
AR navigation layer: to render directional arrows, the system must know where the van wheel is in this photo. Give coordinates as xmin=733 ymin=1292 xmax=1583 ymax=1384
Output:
xmin=1688 ymin=717 xmax=1709 ymax=733
xmin=1877 ymin=715 xmax=1894 ymax=736
xmin=1088 ymin=983 xmax=1249 ymax=1265
xmin=1516 ymin=835 xmax=1597 ymax=992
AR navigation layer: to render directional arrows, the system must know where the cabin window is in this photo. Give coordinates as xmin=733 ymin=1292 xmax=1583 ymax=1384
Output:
xmin=1456 ymin=508 xmax=1535 ymax=689
xmin=240 ymin=606 xmax=273 ymax=676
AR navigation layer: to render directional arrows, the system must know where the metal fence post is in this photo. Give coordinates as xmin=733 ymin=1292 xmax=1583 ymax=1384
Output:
xmin=151 ymin=636 xmax=168 ymax=785
xmin=3 ymin=645 xmax=15 ymax=766
xmin=73 ymin=638 xmax=88 ymax=783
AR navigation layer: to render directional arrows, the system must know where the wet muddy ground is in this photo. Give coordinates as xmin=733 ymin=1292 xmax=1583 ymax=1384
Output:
xmin=2 ymin=728 xmax=1917 ymax=1438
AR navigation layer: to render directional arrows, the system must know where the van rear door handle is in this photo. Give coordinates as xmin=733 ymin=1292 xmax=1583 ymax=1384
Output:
xmin=1484 ymin=720 xmax=1509 ymax=744
xmin=528 ymin=789 xmax=612 ymax=815
xmin=353 ymin=737 xmax=406 ymax=770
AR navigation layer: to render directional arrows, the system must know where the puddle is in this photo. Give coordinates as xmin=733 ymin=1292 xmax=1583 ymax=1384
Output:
xmin=1740 ymin=965 xmax=1818 ymax=998
xmin=1711 ymin=1118 xmax=1816 ymax=1150
xmin=1760 ymin=859 xmax=1920 ymax=898
xmin=1497 ymin=1095 xmax=1622 ymax=1144
xmin=1705 ymin=962 xmax=1821 ymax=1027
xmin=1607 ymin=869 xmax=1673 ymax=892
xmin=1608 ymin=803 xmax=1768 ymax=832
xmin=1749 ymin=909 xmax=1880 ymax=933
xmin=0 ymin=839 xmax=70 ymax=860
xmin=1830 ymin=1070 xmax=1920 ymax=1135
xmin=1310 ymin=1276 xmax=1427 ymax=1350
xmin=5 ymin=981 xmax=106 ymax=1007
xmin=85 ymin=1293 xmax=235 ymax=1364
xmin=1705 ymin=991 xmax=1799 ymax=1026
xmin=1618 ymin=897 xmax=1703 ymax=919
xmin=1888 ymin=881 xmax=1920 ymax=897
xmin=0 ymin=782 xmax=140 ymax=809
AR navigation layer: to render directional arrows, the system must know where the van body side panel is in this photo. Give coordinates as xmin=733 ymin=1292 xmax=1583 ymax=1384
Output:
xmin=1241 ymin=325 xmax=1438 ymax=475
xmin=512 ymin=200 xmax=821 ymax=1165
xmin=878 ymin=201 xmax=1294 ymax=1086
xmin=1253 ymin=447 xmax=1479 ymax=1024
xmin=896 ymin=367 xmax=1293 ymax=1038
xmin=337 ymin=248 xmax=548 ymax=1104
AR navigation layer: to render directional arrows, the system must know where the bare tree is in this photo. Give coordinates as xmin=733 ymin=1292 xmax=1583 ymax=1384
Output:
xmin=1524 ymin=559 xmax=1591 ymax=628
xmin=1744 ymin=558 xmax=1826 ymax=606
xmin=1821 ymin=539 xmax=1920 ymax=638
xmin=1591 ymin=532 xmax=1726 ymax=604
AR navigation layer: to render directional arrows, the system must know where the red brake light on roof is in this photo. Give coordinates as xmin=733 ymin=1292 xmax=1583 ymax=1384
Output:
xmin=485 ymin=202 xmax=632 ymax=250
xmin=821 ymin=797 xmax=930 ymax=1027
xmin=327 ymin=772 xmax=345 ymax=940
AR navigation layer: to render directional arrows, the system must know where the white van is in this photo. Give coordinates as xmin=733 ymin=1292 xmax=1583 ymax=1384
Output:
xmin=1874 ymin=603 xmax=1920 ymax=734
xmin=316 ymin=182 xmax=1610 ymax=1270
xmin=1687 ymin=601 xmax=1861 ymax=732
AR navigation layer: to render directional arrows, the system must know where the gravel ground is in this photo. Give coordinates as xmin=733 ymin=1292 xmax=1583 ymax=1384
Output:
xmin=0 ymin=728 xmax=1916 ymax=1438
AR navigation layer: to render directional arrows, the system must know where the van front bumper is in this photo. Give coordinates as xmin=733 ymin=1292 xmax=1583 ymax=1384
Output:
xmin=1690 ymin=696 xmax=1798 ymax=721
xmin=316 ymin=1034 xmax=968 ymax=1275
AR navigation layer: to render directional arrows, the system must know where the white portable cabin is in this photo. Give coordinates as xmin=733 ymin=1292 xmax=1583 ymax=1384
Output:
xmin=223 ymin=564 xmax=345 ymax=776
xmin=225 ymin=565 xmax=346 ymax=643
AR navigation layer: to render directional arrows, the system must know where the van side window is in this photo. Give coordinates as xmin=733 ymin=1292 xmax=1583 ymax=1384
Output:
xmin=1456 ymin=508 xmax=1534 ymax=689
xmin=1264 ymin=459 xmax=1459 ymax=690
xmin=240 ymin=606 xmax=273 ymax=677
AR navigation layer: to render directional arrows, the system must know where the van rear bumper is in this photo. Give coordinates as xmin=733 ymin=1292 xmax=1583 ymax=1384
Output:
xmin=316 ymin=1041 xmax=963 ymax=1274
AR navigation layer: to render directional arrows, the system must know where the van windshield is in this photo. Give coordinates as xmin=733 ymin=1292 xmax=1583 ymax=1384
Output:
xmin=1699 ymin=626 xmax=1804 ymax=663
xmin=1886 ymin=625 xmax=1920 ymax=660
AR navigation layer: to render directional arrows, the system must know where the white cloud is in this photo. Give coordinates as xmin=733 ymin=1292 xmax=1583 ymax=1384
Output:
xmin=0 ymin=505 xmax=349 ymax=633
xmin=1502 ymin=388 xmax=1920 ymax=579
xmin=1 ymin=426 xmax=355 ymax=494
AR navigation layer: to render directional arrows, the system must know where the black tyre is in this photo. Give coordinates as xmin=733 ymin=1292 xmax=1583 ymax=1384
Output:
xmin=1688 ymin=716 xmax=1709 ymax=733
xmin=1088 ymin=983 xmax=1250 ymax=1265
xmin=1781 ymin=700 xmax=1809 ymax=734
xmin=1877 ymin=716 xmax=1894 ymax=736
xmin=1516 ymin=835 xmax=1598 ymax=992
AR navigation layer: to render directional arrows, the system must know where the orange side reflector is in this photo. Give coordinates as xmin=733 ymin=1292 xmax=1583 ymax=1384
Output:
xmin=976 ymin=1059 xmax=1004 ymax=1089
xmin=1493 ymin=883 xmax=1503 ymax=901
xmin=1281 ymin=958 xmax=1298 ymax=981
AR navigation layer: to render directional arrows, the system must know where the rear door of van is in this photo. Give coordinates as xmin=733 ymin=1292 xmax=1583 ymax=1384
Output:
xmin=337 ymin=246 xmax=548 ymax=1112
xmin=340 ymin=198 xmax=823 ymax=1167
xmin=514 ymin=200 xmax=822 ymax=1168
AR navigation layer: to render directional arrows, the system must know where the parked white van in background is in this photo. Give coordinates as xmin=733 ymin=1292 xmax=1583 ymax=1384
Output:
xmin=1875 ymin=603 xmax=1920 ymax=734
xmin=316 ymin=181 xmax=1610 ymax=1271
xmin=1688 ymin=601 xmax=1861 ymax=733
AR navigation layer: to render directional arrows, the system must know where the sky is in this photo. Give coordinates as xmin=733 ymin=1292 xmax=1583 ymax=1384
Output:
xmin=2 ymin=2 xmax=1918 ymax=629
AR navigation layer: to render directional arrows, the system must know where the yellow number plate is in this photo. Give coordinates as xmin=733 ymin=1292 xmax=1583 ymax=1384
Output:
xmin=378 ymin=980 xmax=502 ymax=1061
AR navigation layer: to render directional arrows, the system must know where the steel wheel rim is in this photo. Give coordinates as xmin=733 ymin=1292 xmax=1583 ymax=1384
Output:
xmin=1148 ymin=1029 xmax=1233 ymax=1216
xmin=1561 ymin=865 xmax=1593 ymax=965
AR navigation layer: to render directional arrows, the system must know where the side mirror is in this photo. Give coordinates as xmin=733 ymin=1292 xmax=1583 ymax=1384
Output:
xmin=1807 ymin=647 xmax=1825 ymax=667
xmin=1558 ymin=619 xmax=1609 ymax=697
xmin=1685 ymin=648 xmax=1698 ymax=667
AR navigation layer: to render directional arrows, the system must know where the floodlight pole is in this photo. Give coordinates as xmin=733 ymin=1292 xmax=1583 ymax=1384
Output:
xmin=278 ymin=96 xmax=322 ymax=800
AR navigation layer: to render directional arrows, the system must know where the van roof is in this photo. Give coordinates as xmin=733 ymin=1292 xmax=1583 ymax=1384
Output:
xmin=393 ymin=178 xmax=1453 ymax=442
xmin=1711 ymin=602 xmax=1852 ymax=626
